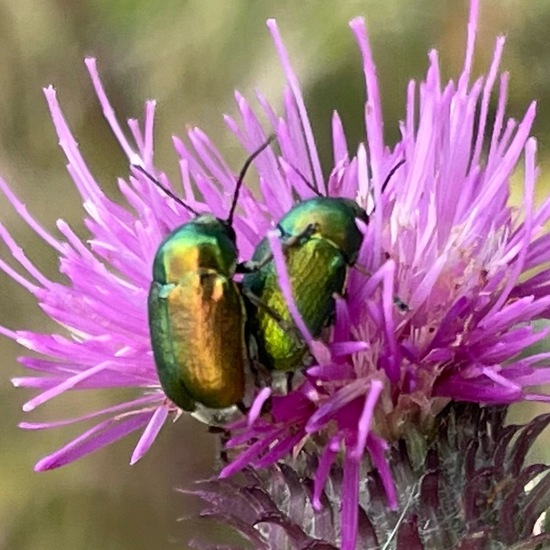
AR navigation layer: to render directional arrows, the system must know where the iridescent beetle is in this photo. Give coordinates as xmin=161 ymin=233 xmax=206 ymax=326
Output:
xmin=137 ymin=137 xmax=274 ymax=414
xmin=243 ymin=160 xmax=405 ymax=372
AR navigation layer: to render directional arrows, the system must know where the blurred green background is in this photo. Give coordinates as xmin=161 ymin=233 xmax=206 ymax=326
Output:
xmin=1 ymin=0 xmax=550 ymax=548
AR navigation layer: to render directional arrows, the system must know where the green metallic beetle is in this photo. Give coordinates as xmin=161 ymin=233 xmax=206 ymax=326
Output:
xmin=243 ymin=161 xmax=405 ymax=372
xmin=140 ymin=137 xmax=274 ymax=413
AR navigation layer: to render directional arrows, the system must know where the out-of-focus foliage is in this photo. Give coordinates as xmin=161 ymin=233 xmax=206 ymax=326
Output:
xmin=0 ymin=1 xmax=549 ymax=548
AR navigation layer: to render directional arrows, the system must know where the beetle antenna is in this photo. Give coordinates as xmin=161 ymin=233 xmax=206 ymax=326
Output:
xmin=369 ymin=158 xmax=406 ymax=216
xmin=380 ymin=158 xmax=406 ymax=196
xmin=294 ymin=98 xmax=323 ymax=194
xmin=226 ymin=134 xmax=276 ymax=225
xmin=286 ymin=162 xmax=323 ymax=197
xmin=132 ymin=164 xmax=199 ymax=216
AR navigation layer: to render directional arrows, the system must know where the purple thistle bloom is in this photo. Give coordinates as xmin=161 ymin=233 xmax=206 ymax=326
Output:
xmin=216 ymin=3 xmax=550 ymax=546
xmin=2 ymin=0 xmax=550 ymax=547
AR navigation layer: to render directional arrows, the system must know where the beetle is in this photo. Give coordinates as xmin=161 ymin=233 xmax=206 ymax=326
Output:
xmin=137 ymin=137 xmax=274 ymax=414
xmin=243 ymin=160 xmax=405 ymax=373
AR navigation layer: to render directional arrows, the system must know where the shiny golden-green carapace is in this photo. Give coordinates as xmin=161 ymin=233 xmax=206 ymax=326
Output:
xmin=148 ymin=215 xmax=246 ymax=411
xmin=243 ymin=197 xmax=367 ymax=371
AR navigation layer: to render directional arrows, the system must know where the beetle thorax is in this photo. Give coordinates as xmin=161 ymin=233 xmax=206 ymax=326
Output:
xmin=153 ymin=216 xmax=238 ymax=283
xmin=280 ymin=198 xmax=365 ymax=264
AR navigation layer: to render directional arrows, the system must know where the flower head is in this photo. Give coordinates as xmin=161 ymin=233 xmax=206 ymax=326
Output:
xmin=215 ymin=1 xmax=550 ymax=547
xmin=2 ymin=0 xmax=550 ymax=548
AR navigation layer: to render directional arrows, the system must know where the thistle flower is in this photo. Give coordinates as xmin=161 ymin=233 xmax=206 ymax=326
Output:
xmin=2 ymin=0 xmax=550 ymax=548
xmin=203 ymin=3 xmax=550 ymax=547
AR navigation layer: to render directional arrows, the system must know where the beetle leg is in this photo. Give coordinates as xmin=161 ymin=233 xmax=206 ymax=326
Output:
xmin=352 ymin=262 xmax=372 ymax=278
xmin=353 ymin=262 xmax=410 ymax=312
xmin=236 ymin=255 xmax=272 ymax=273
xmin=241 ymin=287 xmax=302 ymax=339
xmin=282 ymin=222 xmax=318 ymax=248
xmin=251 ymin=357 xmax=273 ymax=387
xmin=236 ymin=223 xmax=320 ymax=274
xmin=285 ymin=371 xmax=295 ymax=393
xmin=242 ymin=287 xmax=290 ymax=329
xmin=236 ymin=400 xmax=248 ymax=415
xmin=209 ymin=426 xmax=231 ymax=466
xmin=393 ymin=296 xmax=410 ymax=312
